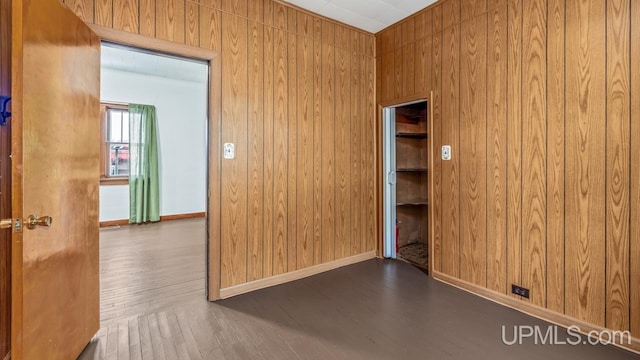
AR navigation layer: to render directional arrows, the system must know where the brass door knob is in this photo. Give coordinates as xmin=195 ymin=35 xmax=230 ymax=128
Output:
xmin=0 ymin=219 xmax=11 ymax=229
xmin=26 ymin=215 xmax=52 ymax=230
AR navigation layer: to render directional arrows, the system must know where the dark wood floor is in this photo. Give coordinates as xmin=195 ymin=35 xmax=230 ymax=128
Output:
xmin=80 ymin=219 xmax=639 ymax=359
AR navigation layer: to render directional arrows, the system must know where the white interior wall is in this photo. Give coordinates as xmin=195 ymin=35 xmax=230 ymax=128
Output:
xmin=99 ymin=64 xmax=208 ymax=222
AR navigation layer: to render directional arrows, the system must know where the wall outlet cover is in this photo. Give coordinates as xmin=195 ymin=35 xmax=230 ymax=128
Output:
xmin=441 ymin=145 xmax=451 ymax=161
xmin=224 ymin=143 xmax=235 ymax=159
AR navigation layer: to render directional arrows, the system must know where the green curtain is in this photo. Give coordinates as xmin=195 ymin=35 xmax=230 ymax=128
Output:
xmin=129 ymin=104 xmax=160 ymax=224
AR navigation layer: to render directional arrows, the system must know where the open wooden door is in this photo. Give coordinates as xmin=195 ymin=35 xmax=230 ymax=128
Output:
xmin=11 ymin=0 xmax=100 ymax=359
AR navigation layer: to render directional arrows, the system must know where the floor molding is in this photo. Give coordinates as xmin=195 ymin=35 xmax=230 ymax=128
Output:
xmin=219 ymin=251 xmax=378 ymax=299
xmin=99 ymin=212 xmax=206 ymax=228
xmin=432 ymin=271 xmax=640 ymax=355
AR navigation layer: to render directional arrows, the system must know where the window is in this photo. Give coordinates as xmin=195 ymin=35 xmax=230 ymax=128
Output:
xmin=101 ymin=103 xmax=130 ymax=184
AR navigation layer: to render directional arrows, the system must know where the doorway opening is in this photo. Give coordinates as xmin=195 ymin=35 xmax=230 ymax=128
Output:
xmin=383 ymin=100 xmax=429 ymax=273
xmin=98 ymin=43 xmax=210 ymax=327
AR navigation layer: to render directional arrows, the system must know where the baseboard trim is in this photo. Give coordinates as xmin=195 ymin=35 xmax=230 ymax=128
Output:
xmin=220 ymin=251 xmax=378 ymax=299
xmin=99 ymin=212 xmax=206 ymax=227
xmin=432 ymin=271 xmax=640 ymax=355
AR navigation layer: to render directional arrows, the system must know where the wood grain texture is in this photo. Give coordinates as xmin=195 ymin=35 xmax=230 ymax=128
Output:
xmin=440 ymin=24 xmax=460 ymax=277
xmin=631 ymin=0 xmax=640 ymax=338
xmin=199 ymin=7 xmax=221 ymax=51
xmin=350 ymin=52 xmax=361 ymax=256
xmin=247 ymin=0 xmax=263 ymax=22
xmin=287 ymin=7 xmax=297 ymax=34
xmin=0 ymin=0 xmax=9 ymax=355
xmin=273 ymin=28 xmax=288 ymax=276
xmin=401 ymin=17 xmax=414 ymax=46
xmin=393 ymin=47 xmax=403 ymax=100
xmin=432 ymin=31 xmax=442 ymax=272
xmin=297 ymin=35 xmax=314 ymax=269
xmin=565 ymin=0 xmax=606 ymax=326
xmin=222 ymin=0 xmax=247 ymax=17
xmin=401 ymin=43 xmax=415 ymax=97
xmin=263 ymin=26 xmax=275 ymax=278
xmin=156 ymin=0 xmax=185 ymax=43
xmin=247 ymin=20 xmax=264 ymax=282
xmin=220 ymin=13 xmax=248 ymax=288
xmin=139 ymin=0 xmax=155 ymax=37
xmin=459 ymin=14 xmax=487 ymax=287
xmin=605 ymin=0 xmax=630 ymax=332
xmin=95 ymin=0 xmax=113 ymax=27
xmin=263 ymin=0 xmax=273 ymax=27
xmin=297 ymin=11 xmax=311 ymax=38
xmin=334 ymin=47 xmax=351 ymax=259
xmin=506 ymin=0 xmax=523 ymax=297
xmin=113 ymin=0 xmax=139 ymax=33
xmin=321 ymin=41 xmax=335 ymax=263
xmin=186 ymin=2 xmax=199 ymax=46
xmin=313 ymin=38 xmax=323 ymax=264
xmin=546 ymin=0 xmax=565 ymax=313
xmin=521 ymin=0 xmax=546 ymax=307
xmin=441 ymin=0 xmax=460 ymax=30
xmin=365 ymin=57 xmax=376 ymax=252
xmin=414 ymin=8 xmax=433 ymax=39
xmin=274 ymin=2 xmax=286 ymax=30
xmin=415 ymin=36 xmax=432 ymax=95
xmin=461 ymin=0 xmax=487 ymax=23
xmin=287 ymin=33 xmax=297 ymax=272
xmin=64 ymin=0 xmax=94 ymax=23
xmin=381 ymin=51 xmax=395 ymax=102
xmin=486 ymin=3 xmax=507 ymax=294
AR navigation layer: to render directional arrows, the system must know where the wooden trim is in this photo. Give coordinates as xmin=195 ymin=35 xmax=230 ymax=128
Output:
xmin=90 ymin=24 xmax=217 ymax=61
xmin=160 ymin=212 xmax=205 ymax=221
xmin=99 ymin=177 xmax=128 ymax=186
xmin=90 ymin=24 xmax=222 ymax=301
xmin=428 ymin=90 xmax=435 ymax=276
xmin=432 ymin=271 xmax=640 ymax=355
xmin=219 ymin=251 xmax=377 ymax=299
xmin=99 ymin=212 xmax=206 ymax=227
xmin=99 ymin=219 xmax=129 ymax=228
xmin=271 ymin=0 xmax=374 ymax=36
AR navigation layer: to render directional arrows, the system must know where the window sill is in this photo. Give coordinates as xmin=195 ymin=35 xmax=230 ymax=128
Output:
xmin=100 ymin=177 xmax=129 ymax=186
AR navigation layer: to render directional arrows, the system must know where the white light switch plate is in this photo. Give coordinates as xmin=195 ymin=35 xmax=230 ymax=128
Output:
xmin=442 ymin=145 xmax=451 ymax=161
xmin=224 ymin=143 xmax=235 ymax=159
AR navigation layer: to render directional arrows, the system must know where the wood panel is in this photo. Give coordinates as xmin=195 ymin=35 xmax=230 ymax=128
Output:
xmin=521 ymin=0 xmax=546 ymax=307
xmin=222 ymin=0 xmax=247 ymax=17
xmin=95 ymin=0 xmax=113 ymax=27
xmin=334 ymin=47 xmax=351 ymax=260
xmin=461 ymin=0 xmax=487 ymax=22
xmin=350 ymin=52 xmax=361 ymax=256
xmin=321 ymin=41 xmax=335 ymax=263
xmin=185 ymin=2 xmax=199 ymax=46
xmin=506 ymin=0 xmax=522 ymax=297
xmin=199 ymin=7 xmax=221 ymax=51
xmin=401 ymin=43 xmax=415 ymax=97
xmin=546 ymin=0 xmax=565 ymax=313
xmin=247 ymin=20 xmax=264 ymax=282
xmin=113 ymin=0 xmax=139 ymax=33
xmin=393 ymin=47 xmax=403 ymax=100
xmin=287 ymin=33 xmax=297 ymax=272
xmin=415 ymin=36 xmax=432 ymax=95
xmin=297 ymin=35 xmax=314 ymax=269
xmin=64 ymin=0 xmax=94 ymax=23
xmin=431 ymin=31 xmax=442 ymax=272
xmin=632 ymin=0 xmax=640 ymax=338
xmin=486 ymin=3 xmax=507 ymax=294
xmin=156 ymin=0 xmax=185 ymax=43
xmin=263 ymin=26 xmax=275 ymax=278
xmin=313 ymin=38 xmax=323 ymax=264
xmin=565 ymin=0 xmax=606 ymax=326
xmin=605 ymin=0 xmax=630 ymax=332
xmin=0 ymin=0 xmax=9 ymax=356
xmin=139 ymin=0 xmax=155 ymax=37
xmin=440 ymin=24 xmax=460 ymax=277
xmin=273 ymin=28 xmax=288 ymax=276
xmin=220 ymin=13 xmax=248 ymax=288
xmin=365 ymin=57 xmax=376 ymax=252
xmin=459 ymin=14 xmax=487 ymax=287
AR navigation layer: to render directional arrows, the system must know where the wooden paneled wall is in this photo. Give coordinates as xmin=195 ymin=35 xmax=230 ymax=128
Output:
xmin=0 ymin=0 xmax=10 ymax=357
xmin=62 ymin=0 xmax=377 ymax=289
xmin=377 ymin=0 xmax=640 ymax=342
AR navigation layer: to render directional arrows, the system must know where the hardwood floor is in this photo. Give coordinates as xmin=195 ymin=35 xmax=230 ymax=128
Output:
xmin=80 ymin=219 xmax=638 ymax=359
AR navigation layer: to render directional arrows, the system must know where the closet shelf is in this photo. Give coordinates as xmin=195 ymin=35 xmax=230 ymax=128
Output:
xmin=397 ymin=168 xmax=428 ymax=172
xmin=396 ymin=132 xmax=428 ymax=139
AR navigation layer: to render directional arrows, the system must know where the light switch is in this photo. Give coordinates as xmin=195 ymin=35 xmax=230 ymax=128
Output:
xmin=442 ymin=145 xmax=451 ymax=161
xmin=224 ymin=143 xmax=235 ymax=159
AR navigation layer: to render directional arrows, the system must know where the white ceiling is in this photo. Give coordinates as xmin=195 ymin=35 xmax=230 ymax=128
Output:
xmin=282 ymin=0 xmax=437 ymax=33
xmin=101 ymin=44 xmax=208 ymax=83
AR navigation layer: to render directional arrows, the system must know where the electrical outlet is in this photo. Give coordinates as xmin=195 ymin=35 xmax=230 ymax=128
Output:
xmin=442 ymin=145 xmax=451 ymax=161
xmin=511 ymin=284 xmax=530 ymax=299
xmin=224 ymin=143 xmax=235 ymax=159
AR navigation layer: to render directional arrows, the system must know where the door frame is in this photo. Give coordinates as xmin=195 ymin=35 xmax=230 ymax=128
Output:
xmin=89 ymin=25 xmax=223 ymax=300
xmin=377 ymin=95 xmax=433 ymax=275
